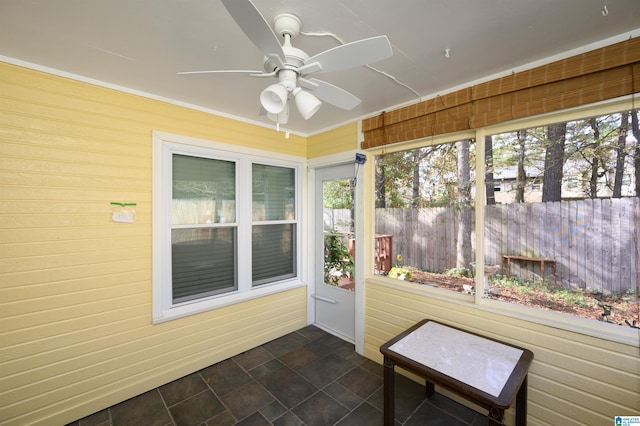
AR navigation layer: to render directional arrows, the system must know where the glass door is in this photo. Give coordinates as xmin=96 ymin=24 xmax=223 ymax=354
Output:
xmin=314 ymin=164 xmax=355 ymax=341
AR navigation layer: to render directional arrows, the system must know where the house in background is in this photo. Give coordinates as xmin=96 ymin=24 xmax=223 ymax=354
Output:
xmin=1 ymin=3 xmax=639 ymax=425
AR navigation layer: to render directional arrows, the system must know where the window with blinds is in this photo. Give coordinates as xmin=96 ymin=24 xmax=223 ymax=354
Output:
xmin=252 ymin=164 xmax=296 ymax=286
xmin=153 ymin=137 xmax=302 ymax=321
xmin=171 ymin=154 xmax=237 ymax=303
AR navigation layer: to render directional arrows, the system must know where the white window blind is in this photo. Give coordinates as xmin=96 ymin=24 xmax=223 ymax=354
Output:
xmin=171 ymin=154 xmax=237 ymax=302
xmin=252 ymin=164 xmax=296 ymax=286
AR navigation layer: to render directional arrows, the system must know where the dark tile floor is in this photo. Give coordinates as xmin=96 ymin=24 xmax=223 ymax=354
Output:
xmin=68 ymin=326 xmax=486 ymax=426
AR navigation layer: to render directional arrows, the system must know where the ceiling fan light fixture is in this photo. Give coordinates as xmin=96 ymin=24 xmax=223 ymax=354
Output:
xmin=267 ymin=101 xmax=289 ymax=124
xmin=260 ymin=83 xmax=288 ymax=114
xmin=292 ymin=87 xmax=322 ymax=120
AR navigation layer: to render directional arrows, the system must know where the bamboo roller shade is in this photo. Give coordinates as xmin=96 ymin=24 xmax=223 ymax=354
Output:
xmin=361 ymin=37 xmax=640 ymax=149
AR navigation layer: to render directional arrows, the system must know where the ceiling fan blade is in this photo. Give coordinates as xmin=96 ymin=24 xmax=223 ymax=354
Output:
xmin=300 ymin=35 xmax=393 ymax=75
xmin=178 ymin=70 xmax=267 ymax=78
xmin=221 ymin=0 xmax=286 ymax=67
xmin=299 ymin=78 xmax=361 ymax=110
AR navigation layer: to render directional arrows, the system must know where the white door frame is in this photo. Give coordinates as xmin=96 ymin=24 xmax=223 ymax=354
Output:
xmin=307 ymin=151 xmax=365 ymax=354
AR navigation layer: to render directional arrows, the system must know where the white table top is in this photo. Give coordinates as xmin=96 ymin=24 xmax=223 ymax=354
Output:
xmin=388 ymin=321 xmax=523 ymax=397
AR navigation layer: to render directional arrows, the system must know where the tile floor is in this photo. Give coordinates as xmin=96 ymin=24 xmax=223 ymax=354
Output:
xmin=67 ymin=326 xmax=486 ymax=426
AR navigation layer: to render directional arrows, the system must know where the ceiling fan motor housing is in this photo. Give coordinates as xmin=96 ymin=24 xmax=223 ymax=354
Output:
xmin=263 ymin=14 xmax=308 ymax=74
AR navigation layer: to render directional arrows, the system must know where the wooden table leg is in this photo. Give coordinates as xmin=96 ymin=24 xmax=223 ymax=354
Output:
xmin=425 ymin=380 xmax=435 ymax=398
xmin=383 ymin=356 xmax=395 ymax=426
xmin=515 ymin=375 xmax=528 ymax=426
xmin=488 ymin=408 xmax=505 ymax=426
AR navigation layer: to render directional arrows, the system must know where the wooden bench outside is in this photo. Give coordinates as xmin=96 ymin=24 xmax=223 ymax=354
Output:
xmin=501 ymin=255 xmax=556 ymax=286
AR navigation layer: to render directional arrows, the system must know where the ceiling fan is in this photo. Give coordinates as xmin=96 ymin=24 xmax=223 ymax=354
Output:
xmin=178 ymin=0 xmax=393 ymax=124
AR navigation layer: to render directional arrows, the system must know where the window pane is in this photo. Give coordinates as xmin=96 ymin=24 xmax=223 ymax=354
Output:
xmin=485 ymin=111 xmax=639 ymax=322
xmin=374 ymin=141 xmax=477 ymax=292
xmin=252 ymin=224 xmax=296 ymax=286
xmin=172 ymin=228 xmax=237 ymax=303
xmin=173 ymin=154 xmax=236 ymax=225
xmin=252 ymin=164 xmax=295 ymax=221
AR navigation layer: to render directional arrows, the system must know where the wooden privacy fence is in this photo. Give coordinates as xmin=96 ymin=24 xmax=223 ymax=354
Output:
xmin=369 ymin=197 xmax=639 ymax=294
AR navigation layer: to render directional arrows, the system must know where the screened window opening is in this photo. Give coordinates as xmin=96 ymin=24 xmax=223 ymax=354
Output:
xmin=374 ymin=140 xmax=477 ymax=290
xmin=373 ymin=106 xmax=639 ymax=326
xmin=484 ymin=110 xmax=638 ymax=324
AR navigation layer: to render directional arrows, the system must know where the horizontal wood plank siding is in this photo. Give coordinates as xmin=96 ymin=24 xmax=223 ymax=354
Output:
xmin=364 ymin=281 xmax=640 ymax=425
xmin=0 ymin=62 xmax=308 ymax=425
xmin=307 ymin=123 xmax=358 ymax=159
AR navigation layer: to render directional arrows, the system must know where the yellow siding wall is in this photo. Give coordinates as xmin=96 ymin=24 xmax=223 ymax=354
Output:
xmin=364 ymin=280 xmax=640 ymax=426
xmin=0 ymin=62 xmax=308 ymax=425
xmin=307 ymin=122 xmax=358 ymax=159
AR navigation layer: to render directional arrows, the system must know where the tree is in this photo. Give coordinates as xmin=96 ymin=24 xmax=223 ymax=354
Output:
xmin=456 ymin=140 xmax=472 ymax=269
xmin=612 ymin=111 xmax=630 ymax=198
xmin=515 ymin=130 xmax=527 ymax=203
xmin=485 ymin=135 xmax=496 ymax=205
xmin=542 ymin=122 xmax=567 ymax=202
xmin=411 ymin=148 xmax=430 ymax=207
xmin=632 ymin=110 xmax=640 ymax=197
xmin=375 ymin=155 xmax=387 ymax=208
xmin=587 ymin=117 xmax=602 ymax=198
xmin=375 ymin=151 xmax=414 ymax=208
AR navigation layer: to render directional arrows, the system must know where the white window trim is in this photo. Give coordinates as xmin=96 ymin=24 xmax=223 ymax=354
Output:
xmin=152 ymin=131 xmax=307 ymax=323
xmin=365 ymin=97 xmax=639 ymax=346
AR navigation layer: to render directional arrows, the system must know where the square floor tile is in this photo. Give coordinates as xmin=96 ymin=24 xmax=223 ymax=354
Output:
xmin=298 ymin=353 xmax=355 ymax=388
xmin=159 ymin=373 xmax=208 ymax=407
xmin=258 ymin=366 xmax=317 ymax=408
xmin=334 ymin=402 xmax=383 ymax=426
xmin=403 ymin=400 xmax=468 ymax=426
xmin=272 ymin=411 xmax=305 ymax=426
xmin=168 ymin=390 xmax=225 ymax=426
xmin=262 ymin=332 xmax=309 ymax=357
xmin=292 ymin=391 xmax=349 ymax=426
xmin=323 ymin=382 xmax=363 ymax=410
xmin=110 ymin=390 xmax=172 ymax=426
xmin=221 ymin=381 xmax=274 ymax=421
xmin=233 ymin=346 xmax=274 ymax=371
xmin=337 ymin=366 xmax=384 ymax=400
xmin=200 ymin=359 xmax=253 ymax=396
xmin=233 ymin=412 xmax=271 ymax=426
xmin=259 ymin=400 xmax=287 ymax=422
xmin=248 ymin=358 xmax=284 ymax=380
xmin=279 ymin=346 xmax=321 ymax=370
xmin=296 ymin=325 xmax=329 ymax=342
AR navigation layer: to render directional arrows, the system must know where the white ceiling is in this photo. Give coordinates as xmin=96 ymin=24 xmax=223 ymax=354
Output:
xmin=1 ymin=0 xmax=639 ymax=136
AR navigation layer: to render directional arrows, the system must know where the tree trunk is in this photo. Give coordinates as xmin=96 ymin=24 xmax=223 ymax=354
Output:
xmin=515 ymin=130 xmax=527 ymax=203
xmin=632 ymin=110 xmax=640 ymax=197
xmin=542 ymin=123 xmax=566 ymax=202
xmin=456 ymin=140 xmax=472 ymax=269
xmin=485 ymin=135 xmax=496 ymax=205
xmin=588 ymin=117 xmax=600 ymax=198
xmin=612 ymin=112 xmax=629 ymax=198
xmin=375 ymin=155 xmax=386 ymax=208
xmin=411 ymin=148 xmax=428 ymax=208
